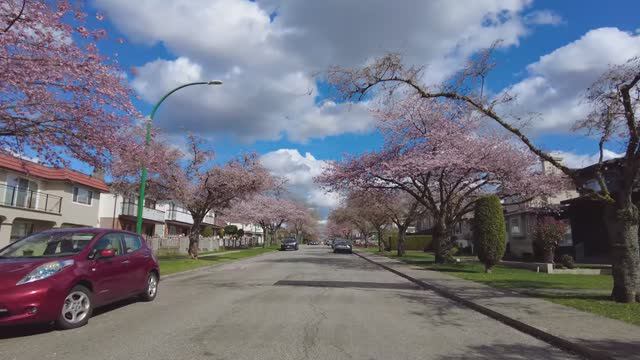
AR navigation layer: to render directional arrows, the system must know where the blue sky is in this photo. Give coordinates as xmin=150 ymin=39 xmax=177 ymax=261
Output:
xmin=76 ymin=0 xmax=640 ymax=213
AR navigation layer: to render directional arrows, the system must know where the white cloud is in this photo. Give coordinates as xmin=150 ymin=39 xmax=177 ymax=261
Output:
xmin=551 ymin=149 xmax=624 ymax=169
xmin=500 ymin=28 xmax=640 ymax=133
xmin=524 ymin=10 xmax=563 ymax=25
xmin=94 ymin=0 xmax=550 ymax=142
xmin=259 ymin=149 xmax=340 ymax=215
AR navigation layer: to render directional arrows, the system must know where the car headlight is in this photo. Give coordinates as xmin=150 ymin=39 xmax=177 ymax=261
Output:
xmin=16 ymin=260 xmax=74 ymax=285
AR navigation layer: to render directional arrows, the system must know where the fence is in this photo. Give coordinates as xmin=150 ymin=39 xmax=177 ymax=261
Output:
xmin=146 ymin=235 xmax=222 ymax=255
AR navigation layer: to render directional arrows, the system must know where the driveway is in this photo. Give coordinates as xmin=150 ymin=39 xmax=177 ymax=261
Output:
xmin=0 ymin=246 xmax=577 ymax=360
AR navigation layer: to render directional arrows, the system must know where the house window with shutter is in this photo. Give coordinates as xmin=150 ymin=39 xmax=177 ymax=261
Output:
xmin=72 ymin=186 xmax=93 ymax=205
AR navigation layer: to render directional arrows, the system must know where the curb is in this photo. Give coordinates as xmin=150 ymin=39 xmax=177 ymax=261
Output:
xmin=354 ymin=251 xmax=614 ymax=360
xmin=160 ymin=249 xmax=278 ymax=281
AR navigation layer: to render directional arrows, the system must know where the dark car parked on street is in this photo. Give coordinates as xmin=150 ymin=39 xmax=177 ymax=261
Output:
xmin=280 ymin=238 xmax=299 ymax=251
xmin=0 ymin=228 xmax=160 ymax=329
xmin=333 ymin=239 xmax=353 ymax=254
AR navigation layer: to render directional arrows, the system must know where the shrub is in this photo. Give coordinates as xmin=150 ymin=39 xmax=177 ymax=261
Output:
xmin=201 ymin=226 xmax=214 ymax=238
xmin=473 ymin=195 xmax=506 ymax=273
xmin=560 ymin=254 xmax=576 ymax=269
xmin=387 ymin=234 xmax=433 ymax=251
xmin=532 ymin=217 xmax=568 ymax=264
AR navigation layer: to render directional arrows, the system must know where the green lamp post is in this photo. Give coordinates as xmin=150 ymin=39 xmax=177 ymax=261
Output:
xmin=136 ymin=80 xmax=223 ymax=235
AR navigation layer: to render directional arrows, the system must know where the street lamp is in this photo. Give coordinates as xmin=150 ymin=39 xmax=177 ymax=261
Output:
xmin=136 ymin=80 xmax=223 ymax=235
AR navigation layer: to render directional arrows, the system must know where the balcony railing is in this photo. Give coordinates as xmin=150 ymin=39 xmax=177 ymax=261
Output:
xmin=0 ymin=184 xmax=62 ymax=214
xmin=167 ymin=208 xmax=194 ymax=225
xmin=121 ymin=201 xmax=165 ymax=222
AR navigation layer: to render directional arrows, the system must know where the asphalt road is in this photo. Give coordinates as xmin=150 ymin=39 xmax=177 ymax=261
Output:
xmin=0 ymin=246 xmax=577 ymax=360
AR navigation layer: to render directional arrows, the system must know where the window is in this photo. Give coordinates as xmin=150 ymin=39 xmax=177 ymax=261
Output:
xmin=9 ymin=221 xmax=35 ymax=242
xmin=1 ymin=231 xmax=95 ymax=258
xmin=73 ymin=186 xmax=93 ymax=205
xmin=144 ymin=198 xmax=156 ymax=209
xmin=93 ymin=233 xmax=123 ymax=256
xmin=510 ymin=217 xmax=522 ymax=235
xmin=124 ymin=234 xmax=142 ymax=253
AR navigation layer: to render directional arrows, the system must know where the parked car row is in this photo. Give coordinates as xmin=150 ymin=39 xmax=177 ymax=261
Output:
xmin=0 ymin=228 xmax=159 ymax=329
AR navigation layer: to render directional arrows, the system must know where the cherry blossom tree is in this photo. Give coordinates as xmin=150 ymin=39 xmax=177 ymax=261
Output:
xmin=228 ymin=194 xmax=308 ymax=247
xmin=328 ymin=204 xmax=373 ymax=246
xmin=158 ymin=137 xmax=272 ymax=258
xmin=318 ymin=98 xmax=564 ymax=263
xmin=345 ymin=190 xmax=391 ymax=252
xmin=291 ymin=206 xmax=319 ymax=244
xmin=328 ymin=53 xmax=640 ymax=302
xmin=326 ymin=209 xmax=356 ymax=240
xmin=1 ymin=0 xmax=139 ymax=168
xmin=378 ymin=189 xmax=426 ymax=257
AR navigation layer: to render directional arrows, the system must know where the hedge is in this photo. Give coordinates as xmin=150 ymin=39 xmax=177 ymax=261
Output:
xmin=386 ymin=234 xmax=433 ymax=251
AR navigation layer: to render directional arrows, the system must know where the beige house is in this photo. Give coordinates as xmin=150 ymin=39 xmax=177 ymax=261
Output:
xmin=156 ymin=201 xmax=216 ymax=236
xmin=0 ymin=153 xmax=109 ymax=248
xmin=98 ymin=193 xmax=166 ymax=237
xmin=504 ymin=159 xmax=578 ymax=258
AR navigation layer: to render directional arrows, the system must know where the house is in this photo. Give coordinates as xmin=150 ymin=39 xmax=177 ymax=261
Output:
xmin=98 ymin=193 xmax=166 ymax=237
xmin=98 ymin=195 xmax=220 ymax=238
xmin=561 ymin=158 xmax=636 ymax=261
xmin=156 ymin=201 xmax=217 ymax=236
xmin=0 ymin=153 xmax=109 ymax=247
xmin=504 ymin=159 xmax=578 ymax=258
xmin=225 ymin=221 xmax=264 ymax=245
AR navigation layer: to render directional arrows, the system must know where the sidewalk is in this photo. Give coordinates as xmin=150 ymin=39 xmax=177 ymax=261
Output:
xmin=356 ymin=251 xmax=640 ymax=360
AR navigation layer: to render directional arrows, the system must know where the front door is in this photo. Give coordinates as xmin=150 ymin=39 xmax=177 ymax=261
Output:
xmin=89 ymin=233 xmax=129 ymax=304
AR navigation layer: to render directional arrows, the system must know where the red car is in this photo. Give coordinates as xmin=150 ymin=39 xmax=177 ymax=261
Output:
xmin=0 ymin=228 xmax=159 ymax=329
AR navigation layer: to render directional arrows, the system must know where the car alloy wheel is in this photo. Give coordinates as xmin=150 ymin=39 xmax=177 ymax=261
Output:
xmin=57 ymin=285 xmax=92 ymax=329
xmin=141 ymin=272 xmax=158 ymax=302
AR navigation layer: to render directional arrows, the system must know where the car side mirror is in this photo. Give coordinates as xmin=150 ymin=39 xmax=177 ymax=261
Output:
xmin=99 ymin=249 xmax=116 ymax=258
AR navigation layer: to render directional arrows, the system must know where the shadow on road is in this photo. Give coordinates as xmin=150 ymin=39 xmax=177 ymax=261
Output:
xmin=0 ymin=298 xmax=140 ymax=340
xmin=274 ymin=279 xmax=420 ymax=290
xmin=262 ymin=254 xmax=380 ymax=271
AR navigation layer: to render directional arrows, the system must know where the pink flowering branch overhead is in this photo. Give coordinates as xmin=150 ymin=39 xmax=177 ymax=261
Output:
xmin=1 ymin=0 xmax=139 ymax=168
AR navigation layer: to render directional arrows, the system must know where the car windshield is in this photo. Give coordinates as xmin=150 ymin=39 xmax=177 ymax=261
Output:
xmin=335 ymin=240 xmax=348 ymax=245
xmin=284 ymin=239 xmax=296 ymax=243
xmin=0 ymin=231 xmax=96 ymax=258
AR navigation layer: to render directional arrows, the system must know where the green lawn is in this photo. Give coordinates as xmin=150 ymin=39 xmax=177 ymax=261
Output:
xmin=369 ymin=250 xmax=640 ymax=326
xmin=159 ymin=246 xmax=278 ymax=275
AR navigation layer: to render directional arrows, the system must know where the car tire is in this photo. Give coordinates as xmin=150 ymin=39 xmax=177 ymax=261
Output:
xmin=295 ymin=246 xmax=299 ymax=250
xmin=140 ymin=272 xmax=159 ymax=302
xmin=56 ymin=285 xmax=93 ymax=330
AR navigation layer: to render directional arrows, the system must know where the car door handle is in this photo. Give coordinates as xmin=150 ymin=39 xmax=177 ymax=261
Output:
xmin=121 ymin=260 xmax=131 ymax=264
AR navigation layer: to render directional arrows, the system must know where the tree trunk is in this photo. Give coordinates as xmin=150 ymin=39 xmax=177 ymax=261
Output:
xmin=188 ymin=219 xmax=203 ymax=259
xmin=432 ymin=222 xmax=453 ymax=264
xmin=397 ymin=226 xmax=407 ymax=257
xmin=377 ymin=230 xmax=383 ymax=252
xmin=605 ymin=202 xmax=640 ymax=303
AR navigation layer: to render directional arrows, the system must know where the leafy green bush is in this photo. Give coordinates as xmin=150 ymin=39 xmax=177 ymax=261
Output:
xmin=387 ymin=234 xmax=433 ymax=251
xmin=473 ymin=195 xmax=506 ymax=273
xmin=201 ymin=226 xmax=214 ymax=237
xmin=560 ymin=254 xmax=576 ymax=269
